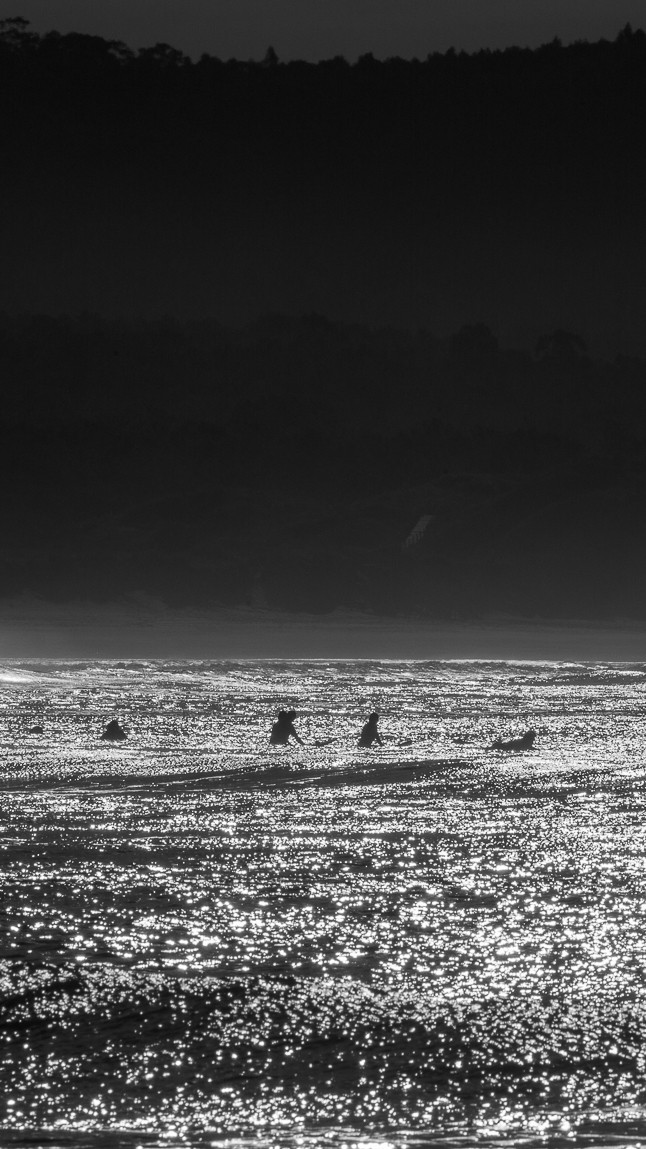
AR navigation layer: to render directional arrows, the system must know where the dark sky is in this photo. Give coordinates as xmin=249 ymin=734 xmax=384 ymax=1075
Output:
xmin=8 ymin=0 xmax=646 ymax=60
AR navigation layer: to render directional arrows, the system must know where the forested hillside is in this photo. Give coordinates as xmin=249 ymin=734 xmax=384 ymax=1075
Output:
xmin=2 ymin=314 xmax=646 ymax=618
xmin=1 ymin=20 xmax=645 ymax=350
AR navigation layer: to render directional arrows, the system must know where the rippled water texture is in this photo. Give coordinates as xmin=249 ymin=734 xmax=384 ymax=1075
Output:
xmin=2 ymin=658 xmax=646 ymax=1149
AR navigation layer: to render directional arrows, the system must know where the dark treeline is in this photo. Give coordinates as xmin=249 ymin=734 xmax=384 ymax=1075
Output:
xmin=1 ymin=311 xmax=645 ymax=453
xmin=1 ymin=19 xmax=646 ymax=344
xmin=2 ymin=312 xmax=646 ymax=618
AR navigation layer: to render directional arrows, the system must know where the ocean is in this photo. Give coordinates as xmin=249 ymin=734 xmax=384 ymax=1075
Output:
xmin=1 ymin=657 xmax=646 ymax=1149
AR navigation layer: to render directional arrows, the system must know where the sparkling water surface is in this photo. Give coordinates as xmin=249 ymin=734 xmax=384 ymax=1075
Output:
xmin=2 ymin=658 xmax=646 ymax=1149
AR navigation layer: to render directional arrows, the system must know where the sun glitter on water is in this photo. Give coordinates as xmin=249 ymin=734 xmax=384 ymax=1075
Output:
xmin=2 ymin=658 xmax=646 ymax=1146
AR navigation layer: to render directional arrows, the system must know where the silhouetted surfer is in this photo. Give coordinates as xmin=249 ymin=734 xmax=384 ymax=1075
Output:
xmin=270 ymin=710 xmax=304 ymax=746
xmin=491 ymin=729 xmax=536 ymax=751
xmin=101 ymin=719 xmax=127 ymax=741
xmin=359 ymin=712 xmax=383 ymax=748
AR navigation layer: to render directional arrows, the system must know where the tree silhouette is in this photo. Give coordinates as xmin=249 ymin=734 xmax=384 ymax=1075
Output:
xmin=262 ymin=46 xmax=279 ymax=67
xmin=450 ymin=324 xmax=500 ymax=364
xmin=535 ymin=330 xmax=588 ymax=361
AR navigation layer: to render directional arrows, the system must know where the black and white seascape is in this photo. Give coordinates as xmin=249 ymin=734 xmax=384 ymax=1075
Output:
xmin=2 ymin=657 xmax=646 ymax=1146
xmin=3 ymin=1 xmax=646 ymax=1143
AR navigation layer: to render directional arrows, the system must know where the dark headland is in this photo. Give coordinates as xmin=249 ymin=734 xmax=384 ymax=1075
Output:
xmin=1 ymin=20 xmax=646 ymax=636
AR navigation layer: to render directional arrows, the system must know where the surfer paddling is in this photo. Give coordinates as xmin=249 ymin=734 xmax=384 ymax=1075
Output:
xmin=270 ymin=710 xmax=304 ymax=746
xmin=490 ymin=729 xmax=536 ymax=751
xmin=101 ymin=719 xmax=127 ymax=741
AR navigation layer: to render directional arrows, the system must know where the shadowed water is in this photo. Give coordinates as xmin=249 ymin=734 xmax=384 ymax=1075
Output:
xmin=2 ymin=658 xmax=646 ymax=1148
